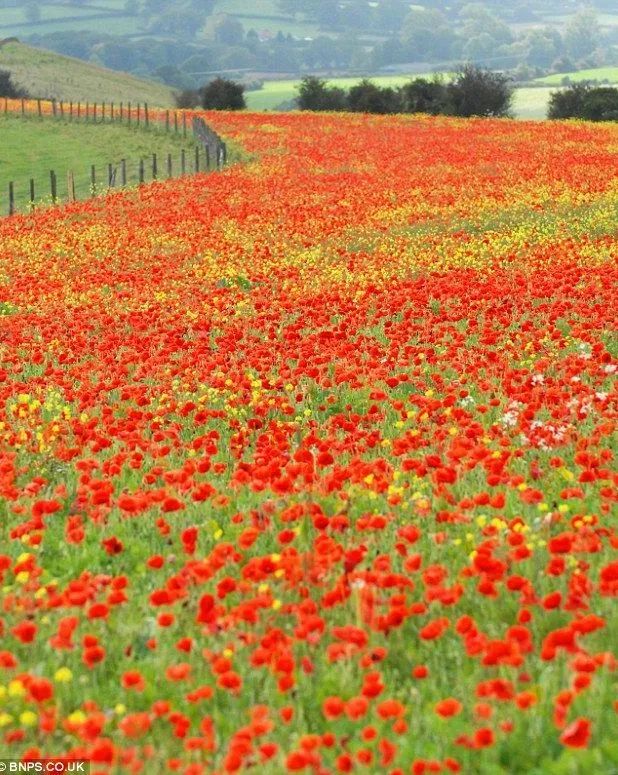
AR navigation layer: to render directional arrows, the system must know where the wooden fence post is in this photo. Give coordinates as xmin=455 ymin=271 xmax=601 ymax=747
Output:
xmin=21 ymin=98 xmax=25 ymax=116
xmin=174 ymin=112 xmax=178 ymax=133
xmin=30 ymin=178 xmax=35 ymax=211
xmin=67 ymin=171 xmax=76 ymax=202
xmin=181 ymin=148 xmax=186 ymax=176
xmin=52 ymin=99 xmax=57 ymax=117
xmin=205 ymin=145 xmax=210 ymax=170
xmin=152 ymin=152 xmax=157 ymax=179
xmin=93 ymin=103 xmax=97 ymax=122
xmin=8 ymin=182 xmax=14 ymax=216
xmin=195 ymin=146 xmax=199 ymax=172
xmin=183 ymin=113 xmax=187 ymax=138
xmin=144 ymin=103 xmax=149 ymax=128
xmin=37 ymin=99 xmax=42 ymax=117
xmin=128 ymin=102 xmax=131 ymax=125
xmin=102 ymin=101 xmax=106 ymax=122
xmin=50 ymin=170 xmax=57 ymax=204
xmin=120 ymin=102 xmax=123 ymax=121
xmin=111 ymin=102 xmax=114 ymax=121
xmin=167 ymin=153 xmax=172 ymax=178
xmin=136 ymin=104 xmax=140 ymax=126
xmin=139 ymin=158 xmax=144 ymax=184
xmin=165 ymin=110 xmax=169 ymax=132
xmin=60 ymin=101 xmax=64 ymax=118
xmin=91 ymin=165 xmax=96 ymax=196
xmin=121 ymin=158 xmax=127 ymax=186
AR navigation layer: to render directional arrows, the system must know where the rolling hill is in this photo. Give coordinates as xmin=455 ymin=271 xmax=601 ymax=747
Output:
xmin=0 ymin=39 xmax=176 ymax=106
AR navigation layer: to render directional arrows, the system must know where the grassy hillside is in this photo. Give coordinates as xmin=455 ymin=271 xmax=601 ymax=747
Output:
xmin=0 ymin=40 xmax=175 ymax=106
xmin=0 ymin=113 xmax=198 ymax=213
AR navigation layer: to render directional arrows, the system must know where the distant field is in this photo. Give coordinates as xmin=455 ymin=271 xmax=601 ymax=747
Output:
xmin=536 ymin=67 xmax=618 ymax=85
xmin=216 ymin=0 xmax=323 ymax=39
xmin=0 ymin=41 xmax=175 ymax=105
xmin=512 ymin=87 xmax=555 ymax=120
xmin=0 ymin=0 xmax=141 ymax=37
xmin=0 ymin=113 xmax=197 ymax=213
xmin=247 ymin=76 xmax=552 ymax=119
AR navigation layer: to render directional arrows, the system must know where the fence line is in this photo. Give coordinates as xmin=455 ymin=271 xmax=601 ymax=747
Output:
xmin=5 ymin=147 xmax=218 ymax=216
xmin=2 ymin=99 xmax=229 ymax=216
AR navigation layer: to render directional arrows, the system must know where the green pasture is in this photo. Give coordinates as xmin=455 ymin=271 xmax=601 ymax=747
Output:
xmin=535 ymin=67 xmax=618 ymax=86
xmin=0 ymin=113 xmax=199 ymax=214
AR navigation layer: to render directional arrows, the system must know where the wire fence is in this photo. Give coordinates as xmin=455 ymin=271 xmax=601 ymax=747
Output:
xmin=1 ymin=99 xmax=228 ymax=216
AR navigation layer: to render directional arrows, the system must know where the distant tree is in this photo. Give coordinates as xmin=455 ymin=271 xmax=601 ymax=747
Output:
xmin=376 ymin=0 xmax=409 ymax=33
xmin=296 ymin=76 xmax=346 ymax=111
xmin=200 ymin=77 xmax=246 ymax=110
xmin=154 ymin=64 xmax=195 ymax=90
xmin=551 ymin=56 xmax=575 ymax=74
xmin=399 ymin=77 xmax=451 ymax=115
xmin=447 ymin=64 xmax=513 ymax=117
xmin=522 ymin=27 xmax=562 ymax=69
xmin=548 ymin=83 xmax=618 ymax=121
xmin=371 ymin=37 xmax=407 ymax=69
xmin=304 ymin=36 xmax=340 ymax=69
xmin=216 ymin=46 xmax=259 ymax=70
xmin=91 ymin=41 xmax=139 ymax=71
xmin=459 ymin=4 xmax=512 ymax=46
xmin=347 ymin=79 xmax=401 ymax=114
xmin=402 ymin=9 xmax=455 ymax=61
xmin=175 ymin=88 xmax=200 ymax=109
xmin=565 ymin=10 xmax=600 ymax=61
xmin=462 ymin=32 xmax=499 ymax=63
xmin=213 ymin=15 xmax=245 ymax=46
xmin=547 ymin=82 xmax=589 ymax=119
xmin=581 ymin=87 xmax=618 ymax=120
xmin=149 ymin=9 xmax=204 ymax=39
xmin=0 ymin=70 xmax=28 ymax=99
xmin=339 ymin=0 xmax=372 ymax=30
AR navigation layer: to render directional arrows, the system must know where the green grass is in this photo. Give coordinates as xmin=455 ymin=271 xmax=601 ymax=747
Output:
xmin=0 ymin=113 xmax=199 ymax=214
xmin=0 ymin=41 xmax=175 ymax=106
xmin=535 ymin=67 xmax=618 ymax=86
xmin=512 ymin=86 xmax=555 ymax=120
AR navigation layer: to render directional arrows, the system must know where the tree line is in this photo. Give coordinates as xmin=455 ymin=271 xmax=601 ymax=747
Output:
xmin=295 ymin=67 xmax=514 ymax=118
xmin=3 ymin=67 xmax=618 ymax=123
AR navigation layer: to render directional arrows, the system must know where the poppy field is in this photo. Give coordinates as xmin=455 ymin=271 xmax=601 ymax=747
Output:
xmin=0 ymin=110 xmax=617 ymax=774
